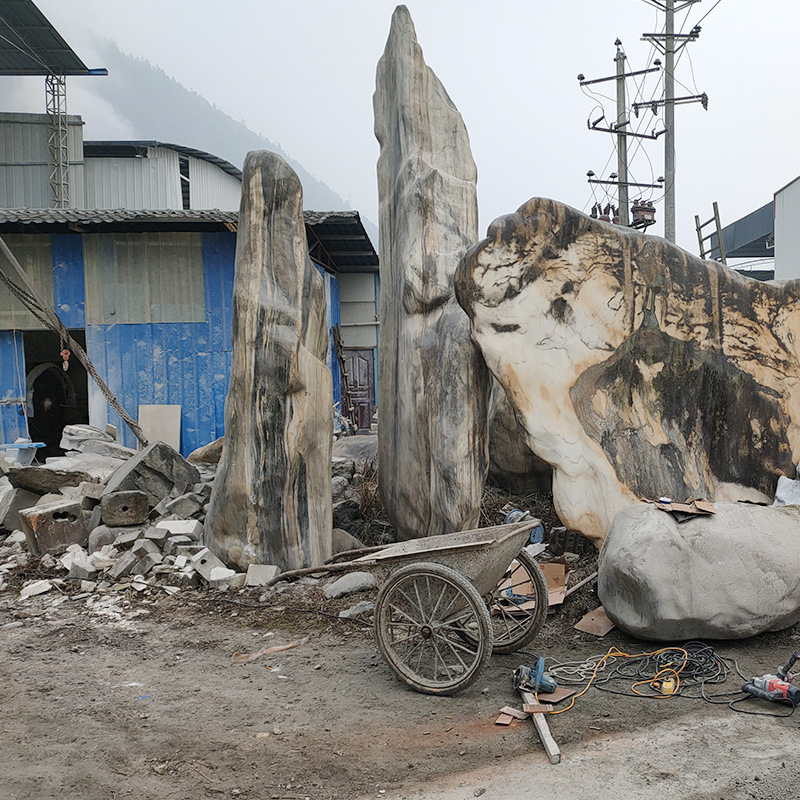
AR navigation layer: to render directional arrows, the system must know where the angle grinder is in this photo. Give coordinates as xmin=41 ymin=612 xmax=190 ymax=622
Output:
xmin=513 ymin=656 xmax=558 ymax=694
xmin=742 ymin=650 xmax=800 ymax=706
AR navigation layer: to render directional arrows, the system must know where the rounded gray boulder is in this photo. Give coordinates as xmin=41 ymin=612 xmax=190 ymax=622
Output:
xmin=598 ymin=502 xmax=800 ymax=640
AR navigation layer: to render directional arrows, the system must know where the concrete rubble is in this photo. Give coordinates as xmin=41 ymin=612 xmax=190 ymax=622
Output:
xmin=0 ymin=426 xmax=376 ymax=602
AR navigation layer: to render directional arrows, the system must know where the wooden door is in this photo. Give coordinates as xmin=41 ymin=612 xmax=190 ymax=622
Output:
xmin=343 ymin=349 xmax=375 ymax=434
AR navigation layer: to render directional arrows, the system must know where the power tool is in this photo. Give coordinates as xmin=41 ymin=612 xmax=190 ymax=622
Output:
xmin=741 ymin=650 xmax=800 ymax=706
xmin=513 ymin=657 xmax=558 ymax=694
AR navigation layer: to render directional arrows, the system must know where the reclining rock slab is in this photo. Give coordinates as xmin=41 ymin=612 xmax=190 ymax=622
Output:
xmin=374 ymin=5 xmax=490 ymax=540
xmin=599 ymin=503 xmax=800 ymax=639
xmin=456 ymin=197 xmax=800 ymax=540
xmin=206 ymin=151 xmax=332 ymax=571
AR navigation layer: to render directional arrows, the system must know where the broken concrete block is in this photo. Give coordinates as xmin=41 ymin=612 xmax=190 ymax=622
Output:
xmin=112 ymin=528 xmax=144 ymax=550
xmin=60 ymin=424 xmax=113 ymax=451
xmin=0 ymin=488 xmax=41 ymax=533
xmin=174 ymin=554 xmax=188 ymax=569
xmin=323 ymin=571 xmax=377 ymax=599
xmin=210 ymin=566 xmax=236 ymax=582
xmin=130 ymin=538 xmax=160 ymax=558
xmin=108 ymin=550 xmax=140 ymax=580
xmin=177 ymin=568 xmax=201 ymax=588
xmin=5 ymin=530 xmax=27 ymax=546
xmin=35 ymin=493 xmax=66 ymax=506
xmin=245 ymin=564 xmax=281 ymax=587
xmin=102 ymin=441 xmax=200 ymax=507
xmin=19 ymin=500 xmax=88 ymax=556
xmin=227 ymin=572 xmax=247 ymax=589
xmin=67 ymin=549 xmax=98 ymax=581
xmin=78 ymin=481 xmax=106 ymax=500
xmin=132 ymin=552 xmax=163 ymax=575
xmin=155 ymin=519 xmax=203 ymax=542
xmin=143 ymin=527 xmax=169 ymax=547
xmin=80 ymin=580 xmax=97 ymax=593
xmin=193 ymin=482 xmax=213 ymax=501
xmin=8 ymin=466 xmax=95 ymax=494
xmin=80 ymin=439 xmax=137 ymax=460
xmin=189 ymin=547 xmax=229 ymax=582
xmin=100 ymin=490 xmax=149 ymax=527
xmin=163 ymin=493 xmax=203 ymax=519
xmin=19 ymin=579 xmax=52 ymax=600
xmin=162 ymin=535 xmax=193 ymax=556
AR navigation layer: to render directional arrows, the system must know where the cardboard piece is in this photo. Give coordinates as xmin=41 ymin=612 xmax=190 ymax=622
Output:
xmin=138 ymin=405 xmax=181 ymax=452
xmin=540 ymin=559 xmax=569 ymax=606
xmin=574 ymin=606 xmax=615 ymax=637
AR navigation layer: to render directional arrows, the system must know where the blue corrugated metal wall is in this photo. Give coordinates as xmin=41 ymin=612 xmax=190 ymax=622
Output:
xmin=87 ymin=232 xmax=237 ymax=455
xmin=1 ymin=230 xmax=344 ymax=457
xmin=0 ymin=330 xmax=27 ymax=443
xmin=314 ymin=264 xmax=341 ymax=411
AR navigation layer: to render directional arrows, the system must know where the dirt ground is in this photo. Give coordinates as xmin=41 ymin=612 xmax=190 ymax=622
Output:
xmin=1 ymin=575 xmax=798 ymax=800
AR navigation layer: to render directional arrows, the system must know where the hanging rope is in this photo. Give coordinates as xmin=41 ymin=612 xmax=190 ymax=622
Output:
xmin=0 ymin=237 xmax=149 ymax=447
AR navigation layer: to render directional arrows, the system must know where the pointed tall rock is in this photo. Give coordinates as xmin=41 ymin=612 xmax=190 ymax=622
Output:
xmin=374 ymin=5 xmax=490 ymax=540
xmin=206 ymin=151 xmax=332 ymax=571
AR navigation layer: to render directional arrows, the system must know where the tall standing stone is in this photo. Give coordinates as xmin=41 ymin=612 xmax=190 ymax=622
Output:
xmin=374 ymin=5 xmax=490 ymax=540
xmin=206 ymin=151 xmax=332 ymax=571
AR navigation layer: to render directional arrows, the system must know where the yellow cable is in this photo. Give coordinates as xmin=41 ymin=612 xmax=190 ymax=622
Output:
xmin=547 ymin=647 xmax=689 ymax=715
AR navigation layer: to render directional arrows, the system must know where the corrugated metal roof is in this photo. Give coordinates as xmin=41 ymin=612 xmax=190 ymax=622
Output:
xmin=0 ymin=0 xmax=98 ymax=75
xmin=0 ymin=208 xmax=379 ymax=271
xmin=84 ymin=141 xmax=243 ymax=179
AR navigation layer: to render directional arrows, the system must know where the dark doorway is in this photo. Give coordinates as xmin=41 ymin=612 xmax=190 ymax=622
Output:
xmin=343 ymin=349 xmax=375 ymax=435
xmin=23 ymin=329 xmax=89 ymax=459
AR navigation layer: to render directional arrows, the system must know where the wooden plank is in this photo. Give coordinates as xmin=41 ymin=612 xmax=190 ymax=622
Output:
xmin=531 ymin=713 xmax=561 ymax=764
xmin=500 ymin=706 xmax=529 ymax=720
xmin=537 ymin=686 xmax=577 ymax=704
xmin=524 ymin=703 xmax=553 ymax=714
xmin=494 ymin=713 xmax=513 ymax=726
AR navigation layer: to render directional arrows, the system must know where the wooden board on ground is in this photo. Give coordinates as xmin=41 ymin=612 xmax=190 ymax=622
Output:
xmin=574 ymin=606 xmax=615 ymax=636
xmin=537 ymin=686 xmax=577 ymax=704
xmin=500 ymin=706 xmax=529 ymax=720
xmin=531 ymin=712 xmax=561 ymax=764
xmin=495 ymin=713 xmax=514 ymax=726
xmin=519 ymin=689 xmax=555 ymax=713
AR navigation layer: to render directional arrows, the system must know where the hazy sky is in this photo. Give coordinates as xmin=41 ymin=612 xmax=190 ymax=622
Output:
xmin=15 ymin=1 xmax=800 ymax=254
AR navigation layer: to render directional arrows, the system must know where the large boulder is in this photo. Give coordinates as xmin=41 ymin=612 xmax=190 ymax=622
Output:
xmin=205 ymin=151 xmax=332 ymax=572
xmin=374 ymin=5 xmax=490 ymax=540
xmin=598 ymin=503 xmax=800 ymax=639
xmin=456 ymin=197 xmax=800 ymax=540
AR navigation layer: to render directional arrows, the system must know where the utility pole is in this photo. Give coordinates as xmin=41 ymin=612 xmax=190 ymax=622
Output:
xmin=638 ymin=0 xmax=704 ymax=242
xmin=615 ymin=43 xmax=629 ymax=226
xmin=579 ymin=45 xmax=662 ymax=228
xmin=664 ymin=0 xmax=675 ymax=241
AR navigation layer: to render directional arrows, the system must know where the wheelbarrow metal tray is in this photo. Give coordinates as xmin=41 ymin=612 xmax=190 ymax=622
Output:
xmin=355 ymin=520 xmax=537 ymax=597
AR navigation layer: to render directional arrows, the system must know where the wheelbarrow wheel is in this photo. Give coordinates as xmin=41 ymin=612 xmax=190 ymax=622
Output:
xmin=459 ymin=549 xmax=548 ymax=654
xmin=375 ymin=561 xmax=493 ymax=696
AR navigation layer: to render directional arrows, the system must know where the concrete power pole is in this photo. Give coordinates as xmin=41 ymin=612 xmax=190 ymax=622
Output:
xmin=664 ymin=0 xmax=676 ymax=241
xmin=615 ymin=44 xmax=629 ymax=227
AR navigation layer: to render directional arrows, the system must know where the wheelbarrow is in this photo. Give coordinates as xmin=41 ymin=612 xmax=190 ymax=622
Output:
xmin=344 ymin=520 xmax=548 ymax=695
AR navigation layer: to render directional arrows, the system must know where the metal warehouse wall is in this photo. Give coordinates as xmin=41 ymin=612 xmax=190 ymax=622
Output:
xmin=187 ymin=156 xmax=242 ymax=211
xmin=0 ymin=113 xmax=85 ymax=209
xmin=0 ymin=230 xmax=343 ymax=456
xmin=84 ymin=147 xmax=183 ymax=210
xmin=775 ymin=178 xmax=800 ymax=281
xmin=85 ymin=231 xmax=236 ymax=454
